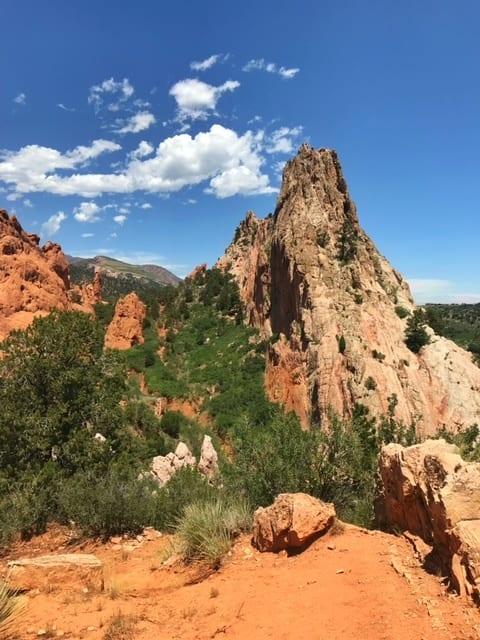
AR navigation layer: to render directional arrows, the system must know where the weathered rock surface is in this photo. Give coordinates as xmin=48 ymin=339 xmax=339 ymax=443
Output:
xmin=378 ymin=439 xmax=480 ymax=602
xmin=150 ymin=442 xmax=196 ymax=486
xmin=218 ymin=145 xmax=480 ymax=433
xmin=149 ymin=436 xmax=219 ymax=486
xmin=252 ymin=493 xmax=336 ymax=552
xmin=7 ymin=554 xmax=104 ymax=592
xmin=105 ymin=292 xmax=146 ymax=350
xmin=0 ymin=209 xmax=71 ymax=339
xmin=198 ymin=435 xmax=219 ymax=483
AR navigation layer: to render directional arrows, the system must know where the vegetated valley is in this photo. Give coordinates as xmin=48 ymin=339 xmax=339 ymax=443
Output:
xmin=2 ymin=146 xmax=480 ymax=638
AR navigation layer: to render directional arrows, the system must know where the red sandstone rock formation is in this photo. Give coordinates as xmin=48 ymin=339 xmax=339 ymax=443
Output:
xmin=0 ymin=209 xmax=72 ymax=339
xmin=378 ymin=439 xmax=480 ymax=603
xmin=218 ymin=145 xmax=480 ymax=433
xmin=187 ymin=263 xmax=207 ymax=281
xmin=105 ymin=292 xmax=147 ymax=350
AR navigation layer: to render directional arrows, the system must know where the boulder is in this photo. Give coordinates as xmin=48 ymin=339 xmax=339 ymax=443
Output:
xmin=252 ymin=493 xmax=336 ymax=553
xmin=378 ymin=439 xmax=480 ymax=602
xmin=198 ymin=435 xmax=219 ymax=483
xmin=105 ymin=292 xmax=147 ymax=350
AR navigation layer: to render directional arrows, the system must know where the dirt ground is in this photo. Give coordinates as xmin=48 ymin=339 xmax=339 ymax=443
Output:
xmin=2 ymin=524 xmax=480 ymax=640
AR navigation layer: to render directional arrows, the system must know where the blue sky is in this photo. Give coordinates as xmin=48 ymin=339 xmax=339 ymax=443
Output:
xmin=1 ymin=0 xmax=479 ymax=303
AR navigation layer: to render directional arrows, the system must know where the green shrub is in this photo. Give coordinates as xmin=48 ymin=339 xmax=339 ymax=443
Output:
xmin=364 ymin=376 xmax=377 ymax=391
xmin=58 ymin=468 xmax=156 ymax=539
xmin=174 ymin=496 xmax=251 ymax=567
xmin=371 ymin=350 xmax=385 ymax=361
xmin=405 ymin=310 xmax=430 ymax=353
xmin=394 ymin=305 xmax=410 ymax=319
xmin=161 ymin=411 xmax=188 ymax=439
xmin=338 ymin=335 xmax=346 ymax=354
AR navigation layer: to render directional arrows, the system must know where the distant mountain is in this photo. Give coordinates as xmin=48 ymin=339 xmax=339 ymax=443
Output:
xmin=67 ymin=255 xmax=181 ymax=286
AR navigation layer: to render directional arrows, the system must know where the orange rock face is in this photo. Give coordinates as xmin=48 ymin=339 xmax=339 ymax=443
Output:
xmin=105 ymin=292 xmax=147 ymax=350
xmin=218 ymin=146 xmax=480 ymax=434
xmin=0 ymin=209 xmax=72 ymax=339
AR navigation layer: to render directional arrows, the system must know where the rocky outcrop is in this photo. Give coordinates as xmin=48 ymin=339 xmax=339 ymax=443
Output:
xmin=150 ymin=442 xmax=196 ymax=486
xmin=378 ymin=439 xmax=480 ymax=602
xmin=81 ymin=271 xmax=102 ymax=307
xmin=187 ymin=263 xmax=208 ymax=282
xmin=0 ymin=209 xmax=72 ymax=339
xmin=149 ymin=436 xmax=219 ymax=486
xmin=105 ymin=292 xmax=147 ymax=350
xmin=252 ymin=493 xmax=336 ymax=553
xmin=198 ymin=435 xmax=219 ymax=483
xmin=218 ymin=145 xmax=480 ymax=433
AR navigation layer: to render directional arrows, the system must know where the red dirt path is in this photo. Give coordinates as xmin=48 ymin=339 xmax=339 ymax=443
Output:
xmin=3 ymin=524 xmax=480 ymax=640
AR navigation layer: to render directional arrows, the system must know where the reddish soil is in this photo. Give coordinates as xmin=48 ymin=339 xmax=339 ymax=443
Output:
xmin=3 ymin=524 xmax=480 ymax=640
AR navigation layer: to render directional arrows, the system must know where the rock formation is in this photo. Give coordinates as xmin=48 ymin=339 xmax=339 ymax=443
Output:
xmin=198 ymin=435 xmax=219 ymax=483
xmin=104 ymin=292 xmax=147 ymax=350
xmin=218 ymin=145 xmax=480 ymax=433
xmin=150 ymin=442 xmax=197 ymax=486
xmin=378 ymin=439 xmax=480 ymax=602
xmin=149 ymin=436 xmax=219 ymax=486
xmin=252 ymin=493 xmax=336 ymax=553
xmin=0 ymin=209 xmax=71 ymax=339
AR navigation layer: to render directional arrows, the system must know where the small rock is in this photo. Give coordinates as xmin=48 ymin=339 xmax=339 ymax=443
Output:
xmin=336 ymin=569 xmax=345 ymax=574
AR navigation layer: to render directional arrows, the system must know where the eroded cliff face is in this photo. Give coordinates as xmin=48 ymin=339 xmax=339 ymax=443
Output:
xmin=0 ymin=209 xmax=72 ymax=339
xmin=218 ymin=145 xmax=480 ymax=434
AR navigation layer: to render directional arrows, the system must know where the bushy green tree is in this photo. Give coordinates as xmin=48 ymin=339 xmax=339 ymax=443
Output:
xmin=0 ymin=311 xmax=126 ymax=479
xmin=405 ymin=309 xmax=430 ymax=353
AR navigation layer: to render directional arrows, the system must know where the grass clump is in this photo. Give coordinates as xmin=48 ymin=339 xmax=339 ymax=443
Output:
xmin=0 ymin=578 xmax=24 ymax=639
xmin=174 ymin=497 xmax=251 ymax=568
xmin=102 ymin=611 xmax=137 ymax=640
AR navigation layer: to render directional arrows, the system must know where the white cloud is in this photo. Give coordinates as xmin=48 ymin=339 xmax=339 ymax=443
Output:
xmin=88 ymin=78 xmax=134 ymax=113
xmin=113 ymin=214 xmax=127 ymax=225
xmin=116 ymin=111 xmax=156 ymax=134
xmin=118 ymin=207 xmax=129 ymax=214
xmin=57 ymin=103 xmax=75 ymax=112
xmin=81 ymin=232 xmax=94 ymax=238
xmin=23 ymin=198 xmax=33 ymax=207
xmin=13 ymin=93 xmax=26 ymax=106
xmin=408 ymin=278 xmax=480 ymax=304
xmin=140 ymin=202 xmax=152 ymax=209
xmin=266 ymin=126 xmax=303 ymax=154
xmin=242 ymin=59 xmax=300 ymax=79
xmin=74 ymin=201 xmax=101 ymax=223
xmin=0 ymin=125 xmax=274 ymax=199
xmin=0 ymin=139 xmax=120 ymax=196
xmin=42 ymin=211 xmax=66 ymax=236
xmin=190 ymin=54 xmax=221 ymax=71
xmin=169 ymin=78 xmax=240 ymax=124
xmin=131 ymin=141 xmax=155 ymax=159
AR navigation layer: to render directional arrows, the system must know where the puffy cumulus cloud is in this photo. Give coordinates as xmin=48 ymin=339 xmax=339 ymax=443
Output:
xmin=190 ymin=53 xmax=229 ymax=71
xmin=42 ymin=211 xmax=66 ymax=236
xmin=131 ymin=141 xmax=154 ymax=159
xmin=0 ymin=125 xmax=274 ymax=199
xmin=113 ymin=214 xmax=127 ymax=225
xmin=140 ymin=202 xmax=152 ymax=209
xmin=266 ymin=126 xmax=303 ymax=154
xmin=207 ymin=166 xmax=276 ymax=198
xmin=13 ymin=93 xmax=27 ymax=106
xmin=242 ymin=59 xmax=299 ymax=79
xmin=74 ymin=201 xmax=101 ymax=223
xmin=116 ymin=111 xmax=156 ymax=134
xmin=0 ymin=139 xmax=121 ymax=195
xmin=88 ymin=78 xmax=134 ymax=113
xmin=169 ymin=78 xmax=240 ymax=124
